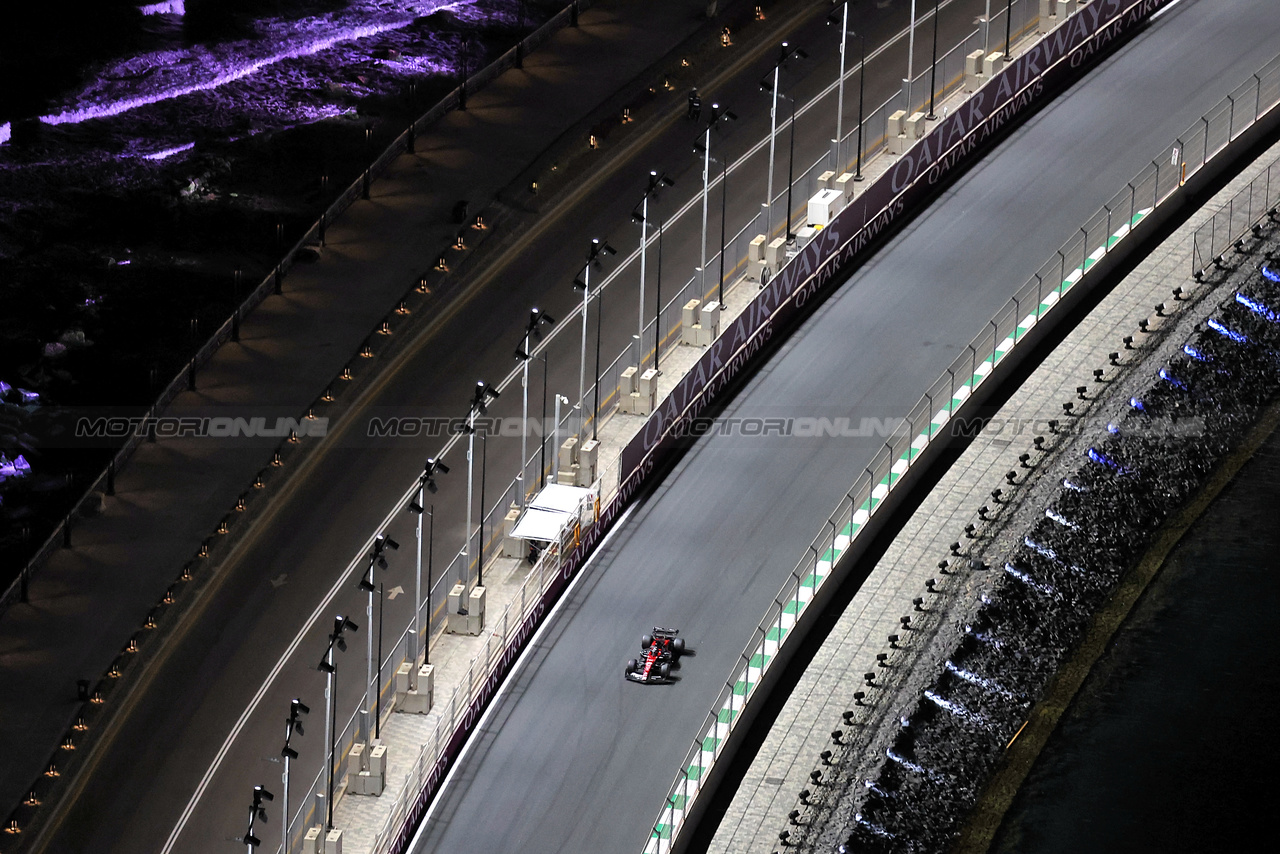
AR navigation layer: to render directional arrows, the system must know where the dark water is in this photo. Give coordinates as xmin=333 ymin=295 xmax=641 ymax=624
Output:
xmin=991 ymin=422 xmax=1280 ymax=853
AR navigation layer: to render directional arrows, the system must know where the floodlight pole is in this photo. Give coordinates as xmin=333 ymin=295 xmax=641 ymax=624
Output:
xmin=700 ymin=120 xmax=711 ymax=295
xmin=578 ymin=263 xmax=589 ymax=421
xmin=323 ymin=646 xmax=337 ymax=829
xmin=638 ymin=189 xmax=649 ymax=362
xmin=539 ymin=355 xmax=548 ymax=488
xmin=425 ymin=507 xmax=432 ymax=666
xmin=281 ymin=752 xmax=290 ymax=854
xmin=520 ymin=327 xmax=531 ymax=507
xmin=464 ymin=405 xmax=477 ymax=583
xmin=856 ymin=32 xmax=866 ymax=180
xmin=766 ymin=63 xmax=780 ymax=235
xmin=927 ymin=0 xmax=940 ymax=120
xmin=906 ymin=0 xmax=917 ymax=109
xmin=835 ymin=4 xmax=848 ymax=165
xmin=413 ymin=480 xmax=424 ymax=670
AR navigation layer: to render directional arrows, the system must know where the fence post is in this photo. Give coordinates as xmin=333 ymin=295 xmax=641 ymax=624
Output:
xmin=1203 ymin=116 xmax=1210 ymax=164
xmin=1128 ymin=182 xmax=1136 ymax=235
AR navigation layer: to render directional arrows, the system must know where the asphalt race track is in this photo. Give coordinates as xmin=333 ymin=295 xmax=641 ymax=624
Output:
xmin=413 ymin=1 xmax=1280 ymax=852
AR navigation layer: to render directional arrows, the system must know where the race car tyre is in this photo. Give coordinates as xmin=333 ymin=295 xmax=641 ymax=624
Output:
xmin=641 ymin=634 xmax=652 ymax=650
xmin=672 ymin=637 xmax=685 ymax=656
xmin=626 ymin=659 xmax=637 ymax=675
xmin=659 ymin=662 xmax=670 ymax=680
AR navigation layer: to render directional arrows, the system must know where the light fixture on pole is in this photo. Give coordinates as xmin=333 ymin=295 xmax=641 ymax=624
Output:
xmin=827 ymin=4 xmax=849 ymax=166
xmin=280 ymin=699 xmax=307 ymax=854
xmin=927 ymin=0 xmax=940 ymax=120
xmin=408 ymin=458 xmax=446 ymax=675
xmin=241 ymin=784 xmax=273 ymax=852
xmin=906 ymin=0 xmax=918 ymax=109
xmin=855 ymin=31 xmax=866 ymax=180
xmin=699 ymin=103 xmax=738 ymax=295
xmin=654 ymin=215 xmax=664 ymax=370
xmin=317 ymin=615 xmax=357 ymax=831
xmin=693 ymin=141 xmax=730 ymax=306
xmin=633 ymin=171 xmax=675 ymax=366
xmin=574 ymin=239 xmax=616 ymax=437
xmin=761 ymin=77 xmax=799 ymax=244
xmin=515 ymin=308 xmax=555 ymax=508
xmin=358 ymin=534 xmax=398 ymax=742
xmin=478 ymin=430 xmax=487 ymax=583
xmin=592 ymin=285 xmax=603 ymax=441
xmin=763 ymin=43 xmax=806 ymax=235
xmin=539 ymin=353 xmax=549 ymax=488
xmin=461 ymin=381 xmax=499 ymax=589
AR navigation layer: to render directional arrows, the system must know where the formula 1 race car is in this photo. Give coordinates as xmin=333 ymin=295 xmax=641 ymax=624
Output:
xmin=625 ymin=626 xmax=685 ymax=684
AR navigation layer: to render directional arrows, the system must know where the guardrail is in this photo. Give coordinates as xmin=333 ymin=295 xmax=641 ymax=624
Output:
xmin=644 ymin=34 xmax=1280 ymax=854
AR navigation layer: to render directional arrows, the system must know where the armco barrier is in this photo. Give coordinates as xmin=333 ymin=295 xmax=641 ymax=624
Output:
xmin=367 ymin=1 xmax=1184 ymax=851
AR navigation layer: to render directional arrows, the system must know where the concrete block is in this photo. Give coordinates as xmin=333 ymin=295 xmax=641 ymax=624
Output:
xmin=681 ymin=299 xmax=701 ymax=344
xmin=965 ymin=49 xmax=985 ymax=77
xmin=887 ymin=109 xmax=908 ymax=154
xmin=835 ymin=172 xmax=856 ymax=203
xmin=556 ymin=466 xmax=577 ymax=486
xmin=1038 ymin=0 xmax=1055 ymax=31
xmin=501 ymin=507 xmax=522 ymax=557
xmin=817 ymin=169 xmax=836 ymax=189
xmin=620 ymin=365 xmax=637 ymax=395
xmin=394 ymin=661 xmax=413 ymax=696
xmin=577 ymin=440 xmax=599 ymax=485
xmin=984 ymin=52 xmax=1004 ymax=77
xmin=765 ymin=237 xmax=786 ymax=269
xmin=748 ymin=258 xmax=767 ymax=282
xmin=638 ymin=368 xmax=659 ymax=398
xmin=447 ymin=582 xmax=468 ymax=633
xmin=694 ymin=325 xmax=714 ymax=346
xmin=466 ymin=586 xmax=486 ymax=636
xmin=701 ymin=300 xmax=721 ymax=337
xmin=1057 ymin=0 xmax=1073 ymax=20
xmin=557 ymin=436 xmax=577 ymax=471
xmin=964 ymin=49 xmax=985 ymax=92
xmin=348 ymin=741 xmax=366 ymax=776
xmin=749 ymin=234 xmax=766 ymax=261
xmin=796 ymin=225 xmax=817 ymax=247
xmin=904 ymin=111 xmax=926 ymax=140
xmin=303 ymin=826 xmax=323 ymax=854
xmin=368 ymin=744 xmax=388 ymax=778
xmin=324 ymin=829 xmax=342 ymax=854
xmin=398 ymin=663 xmax=433 ymax=714
xmin=636 ymin=368 xmax=659 ymax=415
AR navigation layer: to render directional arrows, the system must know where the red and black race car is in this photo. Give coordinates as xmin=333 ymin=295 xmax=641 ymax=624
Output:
xmin=625 ymin=626 xmax=685 ymax=684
